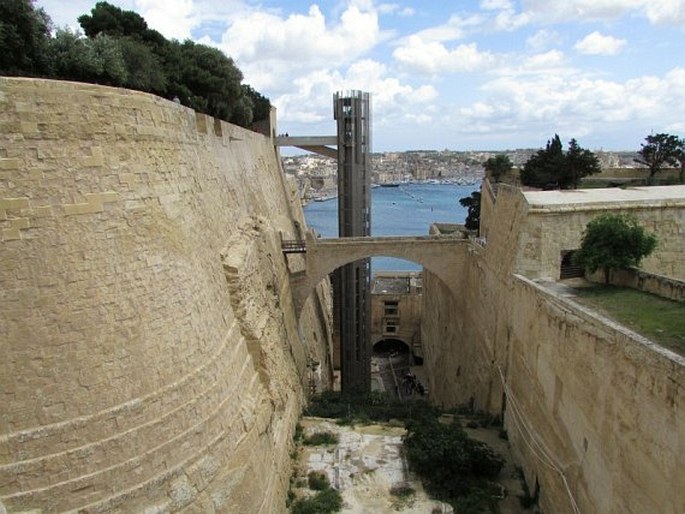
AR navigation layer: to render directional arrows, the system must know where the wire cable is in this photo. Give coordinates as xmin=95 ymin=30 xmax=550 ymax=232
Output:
xmin=498 ymin=366 xmax=582 ymax=514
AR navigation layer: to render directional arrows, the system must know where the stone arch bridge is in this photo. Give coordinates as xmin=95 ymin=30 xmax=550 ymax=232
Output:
xmin=286 ymin=231 xmax=471 ymax=315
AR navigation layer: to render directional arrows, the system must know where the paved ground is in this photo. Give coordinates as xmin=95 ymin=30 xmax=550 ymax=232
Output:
xmin=307 ymin=352 xmax=532 ymax=512
xmin=295 ymin=418 xmax=453 ymax=513
xmin=293 ymin=416 xmax=531 ymax=513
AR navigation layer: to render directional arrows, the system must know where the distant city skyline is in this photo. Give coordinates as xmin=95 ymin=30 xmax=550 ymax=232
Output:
xmin=37 ymin=0 xmax=685 ymax=152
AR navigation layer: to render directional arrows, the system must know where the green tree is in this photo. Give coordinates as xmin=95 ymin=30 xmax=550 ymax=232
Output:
xmin=675 ymin=138 xmax=685 ymax=184
xmin=0 ymin=0 xmax=51 ymax=76
xmin=521 ymin=135 xmax=600 ymax=189
xmin=118 ymin=36 xmax=167 ymax=93
xmin=78 ymin=1 xmax=153 ymax=41
xmin=573 ymin=213 xmax=658 ymax=284
xmin=563 ymin=138 xmax=602 ymax=188
xmin=46 ymin=29 xmax=127 ymax=86
xmin=459 ymin=191 xmax=481 ymax=231
xmin=167 ymin=40 xmax=246 ymax=123
xmin=242 ymin=84 xmax=271 ymax=123
xmin=483 ymin=154 xmax=512 ymax=183
xmin=635 ymin=133 xmax=683 ymax=184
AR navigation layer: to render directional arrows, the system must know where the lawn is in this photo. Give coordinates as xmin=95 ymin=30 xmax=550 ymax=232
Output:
xmin=572 ymin=285 xmax=685 ymax=357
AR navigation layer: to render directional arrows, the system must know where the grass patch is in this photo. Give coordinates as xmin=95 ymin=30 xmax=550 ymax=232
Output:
xmin=572 ymin=284 xmax=685 ymax=356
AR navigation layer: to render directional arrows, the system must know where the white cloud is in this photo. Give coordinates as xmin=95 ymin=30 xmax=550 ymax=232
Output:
xmin=526 ymin=29 xmax=563 ymax=51
xmin=521 ymin=0 xmax=685 ymax=25
xmin=522 ymin=50 xmax=566 ymax=69
xmin=378 ymin=3 xmax=416 ymax=16
xmin=574 ymin=32 xmax=627 ymax=55
xmin=403 ymin=13 xmax=484 ymax=44
xmin=643 ymin=0 xmax=685 ymax=25
xmin=480 ymin=0 xmax=515 ymax=10
xmin=217 ymin=4 xmax=380 ymax=65
xmin=393 ymin=37 xmax=497 ymax=74
xmin=455 ymin=66 xmax=685 ymax=142
xmin=273 ymin=59 xmax=438 ymax=129
xmin=134 ymin=0 xmax=195 ymax=40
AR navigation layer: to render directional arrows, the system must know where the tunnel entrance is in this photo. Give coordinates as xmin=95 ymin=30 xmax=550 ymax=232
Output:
xmin=373 ymin=338 xmax=410 ymax=354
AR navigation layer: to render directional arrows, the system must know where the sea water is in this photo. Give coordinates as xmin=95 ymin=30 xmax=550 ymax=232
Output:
xmin=303 ymin=183 xmax=480 ymax=272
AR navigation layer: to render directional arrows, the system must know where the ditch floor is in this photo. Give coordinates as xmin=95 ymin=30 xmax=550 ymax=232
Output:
xmin=291 ymin=416 xmax=530 ymax=513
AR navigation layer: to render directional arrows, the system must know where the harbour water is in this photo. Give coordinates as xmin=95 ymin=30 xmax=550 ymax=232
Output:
xmin=304 ymin=183 xmax=480 ymax=271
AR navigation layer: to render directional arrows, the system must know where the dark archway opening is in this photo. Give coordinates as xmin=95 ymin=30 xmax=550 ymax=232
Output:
xmin=371 ymin=338 xmax=413 ymax=397
xmin=373 ymin=338 xmax=410 ymax=354
xmin=560 ymin=249 xmax=583 ymax=279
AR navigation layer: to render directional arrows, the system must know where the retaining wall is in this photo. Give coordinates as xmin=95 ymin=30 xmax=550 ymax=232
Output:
xmin=0 ymin=78 xmax=332 ymax=512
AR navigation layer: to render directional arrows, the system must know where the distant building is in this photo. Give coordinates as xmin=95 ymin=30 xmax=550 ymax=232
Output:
xmin=370 ymin=271 xmax=424 ymax=364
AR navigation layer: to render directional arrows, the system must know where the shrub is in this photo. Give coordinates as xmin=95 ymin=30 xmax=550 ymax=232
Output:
xmin=290 ymin=488 xmax=343 ymax=514
xmin=307 ymin=471 xmax=330 ymax=491
xmin=390 ymin=483 xmax=415 ymax=497
xmin=404 ymin=417 xmax=504 ymax=510
xmin=303 ymin=431 xmax=339 ymax=446
xmin=305 ymin=391 xmax=439 ymax=425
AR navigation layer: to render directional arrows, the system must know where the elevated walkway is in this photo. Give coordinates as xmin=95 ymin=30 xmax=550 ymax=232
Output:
xmin=274 ymin=135 xmax=337 ymax=159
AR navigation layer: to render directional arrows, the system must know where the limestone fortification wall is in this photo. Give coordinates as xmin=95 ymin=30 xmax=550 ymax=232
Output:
xmin=0 ymin=78 xmax=333 ymax=512
xmin=504 ymin=275 xmax=683 ymax=513
xmin=423 ymin=182 xmax=683 ymax=513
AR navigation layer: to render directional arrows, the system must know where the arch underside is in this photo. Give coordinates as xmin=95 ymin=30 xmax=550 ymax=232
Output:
xmin=293 ymin=239 xmax=468 ymax=317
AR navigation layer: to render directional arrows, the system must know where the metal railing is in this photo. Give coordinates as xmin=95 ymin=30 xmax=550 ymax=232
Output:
xmin=281 ymin=240 xmax=307 ymax=254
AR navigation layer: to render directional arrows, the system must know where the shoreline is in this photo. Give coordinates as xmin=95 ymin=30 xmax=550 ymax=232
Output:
xmin=304 ymin=178 xmax=482 ymax=205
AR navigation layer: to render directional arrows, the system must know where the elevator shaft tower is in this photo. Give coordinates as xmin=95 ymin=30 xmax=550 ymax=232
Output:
xmin=333 ymin=91 xmax=372 ymax=393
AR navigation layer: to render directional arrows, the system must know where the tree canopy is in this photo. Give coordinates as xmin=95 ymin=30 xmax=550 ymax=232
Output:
xmin=573 ymin=213 xmax=657 ymax=284
xmin=521 ymin=135 xmax=601 ymax=189
xmin=0 ymin=0 xmax=51 ymax=76
xmin=483 ymin=154 xmax=512 ymax=183
xmin=634 ymin=133 xmax=684 ymax=183
xmin=1 ymin=0 xmax=270 ymax=128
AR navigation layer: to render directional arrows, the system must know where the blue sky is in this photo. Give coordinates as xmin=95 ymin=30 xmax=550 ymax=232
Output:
xmin=37 ymin=0 xmax=685 ymax=152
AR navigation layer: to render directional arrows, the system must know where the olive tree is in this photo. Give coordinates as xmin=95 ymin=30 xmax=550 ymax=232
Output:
xmin=573 ymin=213 xmax=657 ymax=284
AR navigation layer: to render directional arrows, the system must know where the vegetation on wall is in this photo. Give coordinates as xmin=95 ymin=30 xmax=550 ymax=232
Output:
xmin=459 ymin=190 xmax=482 ymax=232
xmin=483 ymin=154 xmax=513 ymax=183
xmin=521 ymin=134 xmax=601 ymax=189
xmin=0 ymin=0 xmax=270 ymax=128
xmin=573 ymin=213 xmax=658 ymax=284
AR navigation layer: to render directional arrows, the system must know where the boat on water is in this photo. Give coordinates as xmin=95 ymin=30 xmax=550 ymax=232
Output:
xmin=380 ymin=183 xmax=400 ymax=187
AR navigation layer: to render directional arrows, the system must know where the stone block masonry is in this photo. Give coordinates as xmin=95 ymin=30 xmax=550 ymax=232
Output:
xmin=422 ymin=181 xmax=684 ymax=514
xmin=0 ymin=78 xmax=333 ymax=512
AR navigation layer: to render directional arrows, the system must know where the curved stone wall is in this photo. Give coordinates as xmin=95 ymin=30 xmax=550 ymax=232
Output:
xmin=0 ymin=78 xmax=332 ymax=512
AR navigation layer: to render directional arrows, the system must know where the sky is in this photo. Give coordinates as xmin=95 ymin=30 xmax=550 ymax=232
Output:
xmin=36 ymin=0 xmax=685 ymax=152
